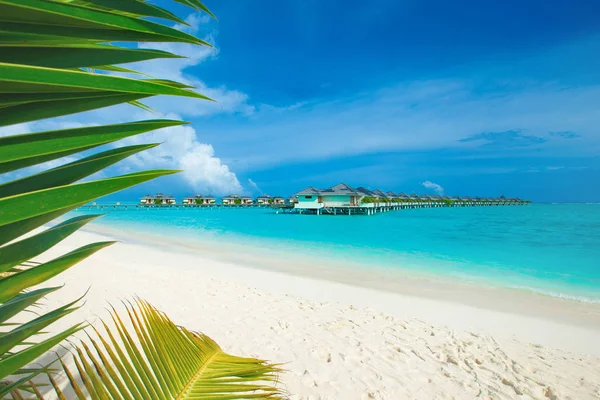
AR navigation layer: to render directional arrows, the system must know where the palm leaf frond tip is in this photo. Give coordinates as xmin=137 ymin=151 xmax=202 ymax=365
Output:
xmin=58 ymin=299 xmax=285 ymax=399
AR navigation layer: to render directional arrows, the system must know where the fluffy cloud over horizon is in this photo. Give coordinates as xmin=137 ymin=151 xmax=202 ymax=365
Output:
xmin=421 ymin=181 xmax=445 ymax=195
xmin=116 ymin=119 xmax=243 ymax=195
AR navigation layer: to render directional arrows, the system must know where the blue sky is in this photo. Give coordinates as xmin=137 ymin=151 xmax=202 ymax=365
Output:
xmin=5 ymin=0 xmax=600 ymax=202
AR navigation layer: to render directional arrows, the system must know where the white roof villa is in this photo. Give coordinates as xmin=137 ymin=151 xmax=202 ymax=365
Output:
xmin=140 ymin=193 xmax=175 ymax=205
xmin=183 ymin=194 xmax=216 ymax=204
xmin=222 ymin=194 xmax=253 ymax=205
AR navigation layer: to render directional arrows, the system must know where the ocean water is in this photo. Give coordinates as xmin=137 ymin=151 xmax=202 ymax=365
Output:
xmin=75 ymin=204 xmax=600 ymax=302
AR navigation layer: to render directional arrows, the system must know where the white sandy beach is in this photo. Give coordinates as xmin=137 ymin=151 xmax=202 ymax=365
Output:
xmin=37 ymin=228 xmax=600 ymax=400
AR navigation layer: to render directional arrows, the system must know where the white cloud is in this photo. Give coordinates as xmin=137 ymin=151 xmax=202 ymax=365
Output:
xmin=247 ymin=178 xmax=262 ymax=194
xmin=0 ymin=117 xmax=242 ymax=194
xmin=180 ymin=144 xmax=242 ymax=195
xmin=0 ymin=14 xmax=248 ymax=194
xmin=119 ymin=118 xmax=242 ymax=195
xmin=421 ymin=181 xmax=444 ymax=194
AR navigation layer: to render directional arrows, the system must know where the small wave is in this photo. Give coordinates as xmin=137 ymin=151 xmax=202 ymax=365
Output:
xmin=510 ymin=285 xmax=600 ymax=303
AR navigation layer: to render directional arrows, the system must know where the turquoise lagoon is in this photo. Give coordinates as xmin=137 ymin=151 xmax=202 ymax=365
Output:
xmin=77 ymin=204 xmax=600 ymax=302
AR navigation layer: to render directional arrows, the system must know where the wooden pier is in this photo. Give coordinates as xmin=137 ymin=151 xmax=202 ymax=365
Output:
xmin=76 ymin=203 xmax=283 ymax=211
xmin=77 ymin=201 xmax=528 ymax=215
xmin=277 ymin=201 xmax=527 ymax=216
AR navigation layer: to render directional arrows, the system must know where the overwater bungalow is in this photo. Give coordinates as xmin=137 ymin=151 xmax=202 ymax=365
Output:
xmin=255 ymin=194 xmax=284 ymax=205
xmin=356 ymin=187 xmax=382 ymax=203
xmin=295 ymin=183 xmax=364 ymax=209
xmin=372 ymin=189 xmax=389 ymax=200
xmin=389 ymin=191 xmax=406 ymax=202
xmin=183 ymin=194 xmax=216 ymax=205
xmin=256 ymin=194 xmax=273 ymax=204
xmin=397 ymin=192 xmax=410 ymax=201
xmin=356 ymin=187 xmax=377 ymax=197
xmin=319 ymin=183 xmax=364 ymax=206
xmin=140 ymin=195 xmax=153 ymax=205
xmin=222 ymin=194 xmax=253 ymax=205
xmin=140 ymin=193 xmax=175 ymax=205
xmin=294 ymin=186 xmax=321 ymax=208
xmin=409 ymin=193 xmax=421 ymax=202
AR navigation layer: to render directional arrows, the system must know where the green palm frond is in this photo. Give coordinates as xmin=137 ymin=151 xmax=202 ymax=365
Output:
xmin=53 ymin=300 xmax=284 ymax=399
xmin=0 ymin=0 xmax=283 ymax=397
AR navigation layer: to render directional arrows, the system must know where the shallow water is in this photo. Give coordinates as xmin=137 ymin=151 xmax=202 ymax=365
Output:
xmin=73 ymin=203 xmax=600 ymax=301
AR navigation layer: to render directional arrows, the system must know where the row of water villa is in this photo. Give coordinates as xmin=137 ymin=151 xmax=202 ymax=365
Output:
xmin=78 ymin=183 xmax=529 ymax=215
xmin=139 ymin=193 xmax=287 ymax=205
xmin=81 ymin=183 xmax=528 ymax=214
xmin=289 ymin=183 xmax=529 ymax=215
